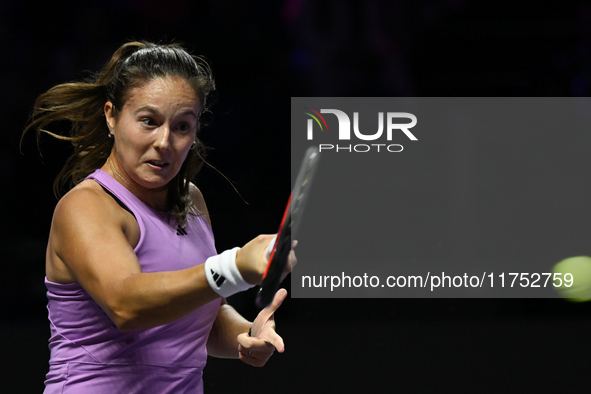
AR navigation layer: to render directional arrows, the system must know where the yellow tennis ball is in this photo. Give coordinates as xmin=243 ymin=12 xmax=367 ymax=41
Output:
xmin=552 ymin=256 xmax=591 ymax=302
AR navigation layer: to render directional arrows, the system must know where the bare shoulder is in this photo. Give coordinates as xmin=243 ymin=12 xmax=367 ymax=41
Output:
xmin=189 ymin=182 xmax=211 ymax=227
xmin=47 ymin=179 xmax=139 ymax=284
xmin=54 ymin=180 xmax=122 ymax=225
xmin=51 ymin=179 xmax=136 ymax=255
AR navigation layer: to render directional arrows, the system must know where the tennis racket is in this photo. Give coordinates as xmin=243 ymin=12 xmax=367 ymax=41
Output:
xmin=255 ymin=146 xmax=321 ymax=308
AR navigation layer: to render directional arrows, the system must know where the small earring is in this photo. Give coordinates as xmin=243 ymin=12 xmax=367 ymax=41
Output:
xmin=108 ymin=131 xmax=114 ymax=138
xmin=190 ymin=141 xmax=197 ymax=150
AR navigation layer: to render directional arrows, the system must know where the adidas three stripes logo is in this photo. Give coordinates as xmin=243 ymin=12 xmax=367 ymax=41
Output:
xmin=210 ymin=269 xmax=226 ymax=287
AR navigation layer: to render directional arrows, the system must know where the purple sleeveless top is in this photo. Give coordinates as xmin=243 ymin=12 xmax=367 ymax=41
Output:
xmin=44 ymin=169 xmax=221 ymax=394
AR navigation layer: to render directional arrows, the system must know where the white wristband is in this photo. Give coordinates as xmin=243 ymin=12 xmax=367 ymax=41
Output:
xmin=204 ymin=247 xmax=254 ymax=298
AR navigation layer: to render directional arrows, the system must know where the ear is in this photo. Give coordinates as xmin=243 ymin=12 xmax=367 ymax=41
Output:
xmin=104 ymin=101 xmax=116 ymax=133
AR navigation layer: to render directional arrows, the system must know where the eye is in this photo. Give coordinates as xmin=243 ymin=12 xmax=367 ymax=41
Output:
xmin=176 ymin=122 xmax=192 ymax=132
xmin=140 ymin=117 xmax=158 ymax=127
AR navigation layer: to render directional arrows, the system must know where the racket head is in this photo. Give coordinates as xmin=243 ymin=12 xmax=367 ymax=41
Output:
xmin=255 ymin=146 xmax=320 ymax=308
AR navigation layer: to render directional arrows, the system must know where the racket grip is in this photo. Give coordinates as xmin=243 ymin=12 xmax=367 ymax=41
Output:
xmin=266 ymin=235 xmax=277 ymax=260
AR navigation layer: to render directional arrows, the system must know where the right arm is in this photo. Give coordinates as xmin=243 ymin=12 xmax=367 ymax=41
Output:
xmin=46 ymin=184 xmax=272 ymax=331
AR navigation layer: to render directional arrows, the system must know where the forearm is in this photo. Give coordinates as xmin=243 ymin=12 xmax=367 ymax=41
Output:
xmin=107 ymin=263 xmax=220 ymax=331
xmin=207 ymin=301 xmax=251 ymax=358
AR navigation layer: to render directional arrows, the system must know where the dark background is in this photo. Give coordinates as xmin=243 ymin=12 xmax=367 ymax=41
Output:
xmin=4 ymin=0 xmax=591 ymax=392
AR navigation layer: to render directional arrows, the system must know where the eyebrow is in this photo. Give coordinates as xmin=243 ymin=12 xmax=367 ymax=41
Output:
xmin=135 ymin=106 xmax=198 ymax=119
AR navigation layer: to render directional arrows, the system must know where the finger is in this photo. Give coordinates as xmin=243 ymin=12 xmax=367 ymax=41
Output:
xmin=272 ymin=288 xmax=288 ymax=307
xmin=238 ymin=334 xmax=273 ymax=350
xmin=280 ymin=253 xmax=296 ymax=281
xmin=260 ymin=330 xmax=285 ymax=353
xmin=238 ymin=346 xmax=269 ymax=367
xmin=239 ymin=340 xmax=276 ymax=355
xmin=288 ymin=249 xmax=297 ymax=270
xmin=243 ymin=322 xmax=285 ymax=353
xmin=258 ymin=288 xmax=287 ymax=322
xmin=268 ymin=288 xmax=287 ymax=311
xmin=239 ymin=349 xmax=271 ymax=367
xmin=260 ymin=234 xmax=277 ymax=255
xmin=238 ymin=336 xmax=277 ymax=358
xmin=236 ymin=332 xmax=251 ymax=348
xmin=265 ymin=235 xmax=278 ymax=260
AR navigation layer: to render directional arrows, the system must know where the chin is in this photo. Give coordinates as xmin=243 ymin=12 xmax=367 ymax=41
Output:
xmin=135 ymin=167 xmax=180 ymax=190
xmin=135 ymin=175 xmax=172 ymax=190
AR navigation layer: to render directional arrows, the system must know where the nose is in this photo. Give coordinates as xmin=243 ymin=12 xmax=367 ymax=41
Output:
xmin=154 ymin=124 xmax=171 ymax=150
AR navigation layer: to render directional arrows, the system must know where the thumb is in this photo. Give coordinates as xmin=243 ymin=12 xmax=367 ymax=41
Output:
xmin=267 ymin=330 xmax=285 ymax=353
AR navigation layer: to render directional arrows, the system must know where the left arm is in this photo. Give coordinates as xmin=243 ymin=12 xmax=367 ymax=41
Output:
xmin=207 ymin=289 xmax=287 ymax=367
xmin=192 ymin=183 xmax=288 ymax=365
xmin=206 ymin=299 xmax=251 ymax=358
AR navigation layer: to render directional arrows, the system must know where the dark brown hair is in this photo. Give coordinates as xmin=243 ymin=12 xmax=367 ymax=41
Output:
xmin=23 ymin=41 xmax=216 ymax=226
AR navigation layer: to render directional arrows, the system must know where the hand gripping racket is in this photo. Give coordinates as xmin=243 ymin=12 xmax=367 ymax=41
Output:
xmin=255 ymin=146 xmax=321 ymax=308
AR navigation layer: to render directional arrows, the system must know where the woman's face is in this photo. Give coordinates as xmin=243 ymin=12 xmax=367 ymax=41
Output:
xmin=105 ymin=76 xmax=201 ymax=191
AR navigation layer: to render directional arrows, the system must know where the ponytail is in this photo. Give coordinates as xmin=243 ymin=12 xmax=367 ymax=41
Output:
xmin=23 ymin=41 xmax=216 ymax=227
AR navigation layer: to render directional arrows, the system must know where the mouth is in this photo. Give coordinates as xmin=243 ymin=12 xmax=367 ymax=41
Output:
xmin=146 ymin=160 xmax=169 ymax=169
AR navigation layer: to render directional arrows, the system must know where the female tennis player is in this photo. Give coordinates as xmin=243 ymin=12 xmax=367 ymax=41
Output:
xmin=24 ymin=41 xmax=291 ymax=393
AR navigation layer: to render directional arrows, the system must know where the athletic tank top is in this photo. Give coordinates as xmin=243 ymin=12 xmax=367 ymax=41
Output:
xmin=43 ymin=169 xmax=221 ymax=394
